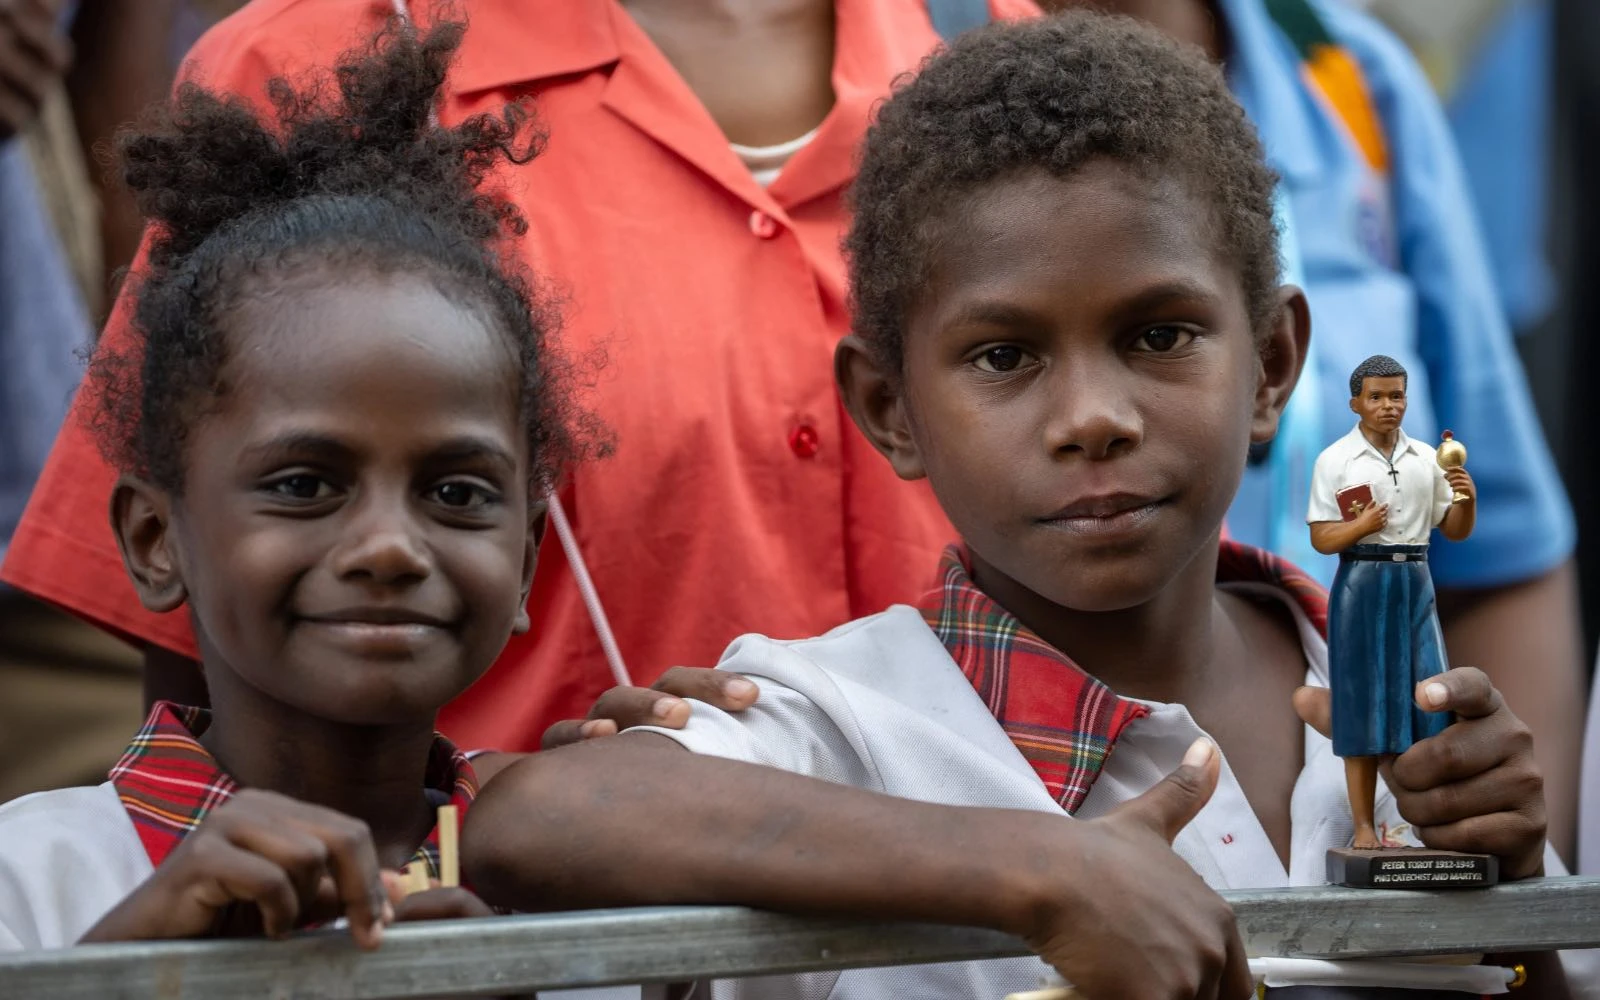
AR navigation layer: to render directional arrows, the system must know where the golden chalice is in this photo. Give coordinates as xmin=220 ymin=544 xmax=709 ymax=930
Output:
xmin=1437 ymin=430 xmax=1470 ymax=505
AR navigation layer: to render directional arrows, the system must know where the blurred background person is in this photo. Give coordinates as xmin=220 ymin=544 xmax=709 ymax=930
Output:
xmin=0 ymin=0 xmax=192 ymax=800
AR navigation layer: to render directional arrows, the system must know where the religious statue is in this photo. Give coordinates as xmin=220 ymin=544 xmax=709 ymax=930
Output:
xmin=1306 ymin=355 xmax=1481 ymax=884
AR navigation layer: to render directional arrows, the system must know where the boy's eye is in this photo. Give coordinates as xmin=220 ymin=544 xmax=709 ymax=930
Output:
xmin=972 ymin=346 xmax=1029 ymax=373
xmin=1134 ymin=326 xmax=1193 ymax=353
xmin=431 ymin=481 xmax=497 ymax=510
xmin=267 ymin=474 xmax=333 ymax=500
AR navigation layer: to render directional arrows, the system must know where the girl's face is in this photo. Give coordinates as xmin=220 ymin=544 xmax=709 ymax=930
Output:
xmin=118 ymin=274 xmax=536 ymax=726
xmin=843 ymin=162 xmax=1303 ymax=615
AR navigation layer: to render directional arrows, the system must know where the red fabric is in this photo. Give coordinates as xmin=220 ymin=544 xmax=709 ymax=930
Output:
xmin=919 ymin=541 xmax=1329 ymax=812
xmin=109 ymin=702 xmax=478 ymax=879
xmin=0 ymin=0 xmax=1040 ymax=751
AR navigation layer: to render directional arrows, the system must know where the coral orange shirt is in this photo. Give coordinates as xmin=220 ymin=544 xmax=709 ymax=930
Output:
xmin=0 ymin=0 xmax=1037 ymax=750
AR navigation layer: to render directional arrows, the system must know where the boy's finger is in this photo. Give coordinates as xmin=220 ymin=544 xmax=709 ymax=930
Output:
xmin=1220 ymin=924 xmax=1255 ymax=1000
xmin=1115 ymin=738 xmax=1218 ymax=843
xmin=393 ymin=886 xmax=495 ymax=922
xmin=1389 ymin=719 xmax=1527 ymax=792
xmin=1388 ymin=763 xmax=1535 ymax=825
xmin=652 ymin=666 xmax=759 ymax=711
xmin=540 ymin=718 xmax=613 ymax=749
xmin=585 ymin=687 xmax=690 ymax=729
xmin=1414 ymin=667 xmax=1500 ymax=719
xmin=1291 ymin=686 xmax=1332 ymax=739
xmin=1413 ymin=813 xmax=1547 ymax=880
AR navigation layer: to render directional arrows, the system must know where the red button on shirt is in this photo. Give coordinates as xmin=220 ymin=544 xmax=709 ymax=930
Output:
xmin=748 ymin=210 xmax=778 ymax=239
xmin=789 ymin=423 xmax=820 ymax=458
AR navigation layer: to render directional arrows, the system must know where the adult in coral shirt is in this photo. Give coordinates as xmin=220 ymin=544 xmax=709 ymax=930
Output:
xmin=1 ymin=0 xmax=1037 ymax=751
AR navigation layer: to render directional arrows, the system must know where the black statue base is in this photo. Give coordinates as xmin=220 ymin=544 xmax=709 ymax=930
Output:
xmin=1326 ymin=847 xmax=1498 ymax=889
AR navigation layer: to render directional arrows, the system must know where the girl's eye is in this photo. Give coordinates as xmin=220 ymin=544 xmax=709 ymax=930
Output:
xmin=1135 ymin=326 xmax=1194 ymax=353
xmin=431 ymin=481 xmax=495 ymax=509
xmin=973 ymin=346 xmax=1029 ymax=373
xmin=267 ymin=475 xmax=333 ymax=500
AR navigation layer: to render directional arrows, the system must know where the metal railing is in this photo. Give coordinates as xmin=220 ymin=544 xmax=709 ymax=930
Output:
xmin=5 ymin=877 xmax=1600 ymax=999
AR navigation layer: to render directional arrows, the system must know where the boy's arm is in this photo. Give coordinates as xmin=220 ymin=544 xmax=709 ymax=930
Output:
xmin=464 ymin=734 xmax=1254 ymax=1000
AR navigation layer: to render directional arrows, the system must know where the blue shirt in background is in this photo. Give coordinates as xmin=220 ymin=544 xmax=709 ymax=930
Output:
xmin=0 ymin=138 xmax=93 ymax=570
xmin=1221 ymin=0 xmax=1574 ymax=590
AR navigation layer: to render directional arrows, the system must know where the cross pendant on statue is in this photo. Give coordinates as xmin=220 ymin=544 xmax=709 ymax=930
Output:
xmin=1386 ymin=463 xmax=1399 ymax=486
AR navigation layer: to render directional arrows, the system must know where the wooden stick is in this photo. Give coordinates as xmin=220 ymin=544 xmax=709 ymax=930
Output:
xmin=437 ymin=804 xmax=460 ymax=888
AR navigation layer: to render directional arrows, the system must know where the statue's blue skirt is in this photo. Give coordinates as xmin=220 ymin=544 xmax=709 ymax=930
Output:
xmin=1328 ymin=544 xmax=1451 ymax=758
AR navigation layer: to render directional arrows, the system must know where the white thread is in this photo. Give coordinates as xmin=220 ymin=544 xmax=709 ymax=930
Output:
xmin=389 ymin=0 xmax=632 ymax=688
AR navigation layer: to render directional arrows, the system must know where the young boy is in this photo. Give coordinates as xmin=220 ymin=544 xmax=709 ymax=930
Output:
xmin=466 ymin=13 xmax=1558 ymax=1000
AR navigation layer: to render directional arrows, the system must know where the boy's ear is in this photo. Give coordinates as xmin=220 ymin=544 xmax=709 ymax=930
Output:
xmin=834 ymin=336 xmax=926 ymax=481
xmin=109 ymin=476 xmax=188 ymax=613
xmin=1250 ymin=285 xmax=1311 ymax=445
xmin=513 ymin=507 xmax=546 ymax=635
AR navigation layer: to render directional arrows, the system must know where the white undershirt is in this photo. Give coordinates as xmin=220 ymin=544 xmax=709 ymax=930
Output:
xmin=729 ymin=128 xmax=818 ymax=187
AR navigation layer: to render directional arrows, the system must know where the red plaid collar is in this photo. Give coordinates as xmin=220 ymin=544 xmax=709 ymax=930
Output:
xmin=109 ymin=702 xmax=479 ymax=878
xmin=918 ymin=541 xmax=1328 ymax=813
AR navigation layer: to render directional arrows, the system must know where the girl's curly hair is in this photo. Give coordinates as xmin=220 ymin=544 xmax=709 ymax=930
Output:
xmin=846 ymin=11 xmax=1283 ymax=376
xmin=90 ymin=18 xmax=599 ymax=494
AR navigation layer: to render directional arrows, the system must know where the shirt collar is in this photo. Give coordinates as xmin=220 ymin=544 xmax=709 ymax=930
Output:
xmin=1345 ymin=422 xmax=1418 ymax=462
xmin=423 ymin=0 xmax=621 ymax=97
xmin=109 ymin=702 xmax=479 ymax=875
xmin=917 ymin=541 xmax=1327 ymax=813
xmin=425 ymin=0 xmax=939 ymax=213
xmin=1216 ymin=0 xmax=1336 ymax=184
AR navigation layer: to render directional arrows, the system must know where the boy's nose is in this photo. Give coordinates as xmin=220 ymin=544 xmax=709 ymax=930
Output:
xmin=1043 ymin=363 xmax=1143 ymax=460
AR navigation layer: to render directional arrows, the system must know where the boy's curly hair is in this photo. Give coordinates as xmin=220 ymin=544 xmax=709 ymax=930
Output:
xmin=846 ymin=11 xmax=1282 ymax=375
xmin=90 ymin=19 xmax=599 ymax=494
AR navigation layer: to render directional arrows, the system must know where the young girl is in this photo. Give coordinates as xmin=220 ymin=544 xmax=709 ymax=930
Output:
xmin=0 ymin=21 xmax=588 ymax=949
xmin=465 ymin=12 xmax=1564 ymax=999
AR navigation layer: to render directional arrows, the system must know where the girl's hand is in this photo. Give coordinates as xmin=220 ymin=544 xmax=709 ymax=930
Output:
xmin=381 ymin=870 xmax=496 ymax=922
xmin=1294 ymin=668 xmax=1546 ymax=879
xmin=1390 ymin=667 xmax=1545 ymax=878
xmin=540 ymin=667 xmax=760 ymax=749
xmin=79 ymin=789 xmax=393 ymax=947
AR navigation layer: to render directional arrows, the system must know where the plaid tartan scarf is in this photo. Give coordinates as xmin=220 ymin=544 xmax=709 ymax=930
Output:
xmin=919 ymin=541 xmax=1329 ymax=814
xmin=109 ymin=702 xmax=479 ymax=881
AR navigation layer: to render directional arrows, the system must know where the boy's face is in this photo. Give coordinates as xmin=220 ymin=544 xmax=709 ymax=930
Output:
xmin=840 ymin=163 xmax=1304 ymax=613
xmin=1349 ymin=375 xmax=1407 ymax=437
xmin=113 ymin=276 xmax=537 ymax=726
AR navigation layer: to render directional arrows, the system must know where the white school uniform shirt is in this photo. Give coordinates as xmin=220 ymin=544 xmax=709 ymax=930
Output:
xmin=635 ymin=585 xmax=1404 ymax=1000
xmin=1306 ymin=425 xmax=1453 ymax=545
xmin=0 ymin=783 xmax=153 ymax=950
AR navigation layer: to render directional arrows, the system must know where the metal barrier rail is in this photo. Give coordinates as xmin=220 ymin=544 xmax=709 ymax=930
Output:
xmin=6 ymin=877 xmax=1600 ymax=999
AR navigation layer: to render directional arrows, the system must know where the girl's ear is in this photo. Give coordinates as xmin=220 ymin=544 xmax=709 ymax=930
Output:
xmin=109 ymin=476 xmax=188 ymax=613
xmin=1251 ymin=285 xmax=1311 ymax=445
xmin=512 ymin=507 xmax=545 ymax=635
xmin=834 ymin=336 xmax=926 ymax=481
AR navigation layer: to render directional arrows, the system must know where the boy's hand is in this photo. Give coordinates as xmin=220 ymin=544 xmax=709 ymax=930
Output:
xmin=78 ymin=789 xmax=393 ymax=948
xmin=1443 ymin=467 xmax=1476 ymax=504
xmin=1391 ymin=668 xmax=1545 ymax=878
xmin=1027 ymin=739 xmax=1254 ymax=1000
xmin=541 ymin=667 xmax=760 ymax=748
xmin=1293 ymin=669 xmax=1546 ymax=879
xmin=1353 ymin=502 xmax=1388 ymax=535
